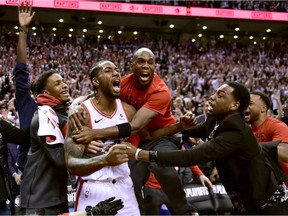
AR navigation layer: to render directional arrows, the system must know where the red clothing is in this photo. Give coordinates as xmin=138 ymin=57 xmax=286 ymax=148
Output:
xmin=120 ymin=73 xmax=176 ymax=131
xmin=145 ymin=146 xmax=204 ymax=189
xmin=252 ymin=117 xmax=288 ymax=178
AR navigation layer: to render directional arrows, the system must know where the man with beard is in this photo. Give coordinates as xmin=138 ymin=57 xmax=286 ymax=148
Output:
xmin=125 ymin=82 xmax=288 ymax=215
xmin=244 ymin=91 xmax=288 ymax=177
xmin=69 ymin=48 xmax=196 ymax=215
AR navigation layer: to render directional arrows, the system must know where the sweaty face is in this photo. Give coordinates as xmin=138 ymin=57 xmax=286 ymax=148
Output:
xmin=132 ymin=50 xmax=155 ymax=89
xmin=244 ymin=94 xmax=265 ymax=123
xmin=94 ymin=61 xmax=121 ymax=98
xmin=207 ymin=84 xmax=239 ymax=119
xmin=44 ymin=73 xmax=70 ymax=103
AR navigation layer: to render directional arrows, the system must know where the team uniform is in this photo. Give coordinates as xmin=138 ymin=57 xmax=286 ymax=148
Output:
xmin=252 ymin=117 xmax=288 ymax=178
xmin=75 ymin=98 xmax=140 ymax=216
xmin=120 ymin=73 xmax=194 ymax=214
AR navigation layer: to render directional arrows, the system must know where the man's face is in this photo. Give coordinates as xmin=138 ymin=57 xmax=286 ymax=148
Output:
xmin=131 ymin=50 xmax=155 ymax=89
xmin=93 ymin=61 xmax=121 ymax=99
xmin=207 ymin=84 xmax=239 ymax=117
xmin=244 ymin=94 xmax=265 ymax=123
xmin=44 ymin=73 xmax=70 ymax=103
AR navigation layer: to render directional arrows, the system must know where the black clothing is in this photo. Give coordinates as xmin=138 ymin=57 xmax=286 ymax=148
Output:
xmin=129 ymin=136 xmax=194 ymax=215
xmin=156 ymin=114 xmax=288 ymax=214
xmin=20 ymin=104 xmax=68 ymax=214
xmin=0 ymin=119 xmax=29 ymax=214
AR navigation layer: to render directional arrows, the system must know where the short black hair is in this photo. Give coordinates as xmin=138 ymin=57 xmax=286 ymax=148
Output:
xmin=250 ymin=91 xmax=272 ymax=110
xmin=90 ymin=60 xmax=108 ymax=82
xmin=34 ymin=70 xmax=57 ymax=95
xmin=226 ymin=81 xmax=250 ymax=114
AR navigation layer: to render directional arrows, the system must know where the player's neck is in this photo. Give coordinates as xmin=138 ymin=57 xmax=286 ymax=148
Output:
xmin=93 ymin=96 xmax=117 ymax=115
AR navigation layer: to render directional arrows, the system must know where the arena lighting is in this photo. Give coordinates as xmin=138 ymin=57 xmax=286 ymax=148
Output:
xmin=59 ymin=19 xmax=64 ymax=23
xmin=99 ymin=29 xmax=103 ymax=33
xmin=133 ymin=31 xmax=138 ymax=35
xmin=69 ymin=28 xmax=74 ymax=32
xmin=118 ymin=30 xmax=122 ymax=34
xmin=52 ymin=27 xmax=57 ymax=31
xmin=1 ymin=1 xmax=287 ymax=21
xmin=191 ymin=39 xmax=196 ymax=42
xmin=249 ymin=36 xmax=253 ymax=39
xmin=53 ymin=33 xmax=56 ymax=36
xmin=14 ymin=26 xmax=18 ymax=29
xmin=32 ymin=27 xmax=36 ymax=30
xmin=98 ymin=35 xmax=101 ymax=38
xmin=266 ymin=29 xmax=271 ymax=32
xmin=82 ymin=35 xmax=85 ymax=37
xmin=33 ymin=32 xmax=37 ymax=36
xmin=16 ymin=32 xmax=19 ymax=35
xmin=202 ymin=26 xmax=207 ymax=30
xmin=235 ymin=27 xmax=240 ymax=31
xmin=169 ymin=24 xmax=174 ymax=28
xmin=83 ymin=29 xmax=87 ymax=32
xmin=233 ymin=35 xmax=238 ymax=39
xmin=97 ymin=21 xmax=102 ymax=25
xmin=219 ymin=35 xmax=224 ymax=38
xmin=263 ymin=37 xmax=266 ymax=40
xmin=253 ymin=41 xmax=257 ymax=44
xmin=198 ymin=34 xmax=202 ymax=37
xmin=68 ymin=34 xmax=72 ymax=37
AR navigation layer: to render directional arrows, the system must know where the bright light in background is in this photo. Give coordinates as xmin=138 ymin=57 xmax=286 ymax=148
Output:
xmin=99 ymin=29 xmax=103 ymax=33
xmin=33 ymin=33 xmax=37 ymax=36
xmin=266 ymin=29 xmax=271 ymax=32
xmin=235 ymin=27 xmax=240 ymax=31
xmin=16 ymin=32 xmax=19 ymax=35
xmin=108 ymin=35 xmax=112 ymax=39
xmin=32 ymin=27 xmax=36 ymax=30
xmin=68 ymin=34 xmax=72 ymax=37
xmin=98 ymin=35 xmax=101 ymax=39
xmin=53 ymin=33 xmax=56 ymax=36
xmin=83 ymin=29 xmax=87 ymax=33
xmin=133 ymin=31 xmax=138 ymax=35
xmin=52 ymin=27 xmax=57 ymax=31
xmin=98 ymin=21 xmax=102 ymax=25
xmin=219 ymin=35 xmax=224 ymax=38
xmin=118 ymin=30 xmax=122 ymax=34
xmin=233 ymin=35 xmax=238 ymax=39
xmin=253 ymin=41 xmax=257 ymax=44
xmin=202 ymin=26 xmax=207 ymax=30
xmin=14 ymin=26 xmax=18 ymax=29
xmin=263 ymin=37 xmax=266 ymax=40
xmin=191 ymin=39 xmax=196 ymax=42
xmin=198 ymin=34 xmax=202 ymax=37
xmin=249 ymin=36 xmax=253 ymax=39
xmin=169 ymin=24 xmax=174 ymax=28
xmin=69 ymin=28 xmax=73 ymax=32
xmin=82 ymin=35 xmax=85 ymax=38
xmin=59 ymin=19 xmax=64 ymax=23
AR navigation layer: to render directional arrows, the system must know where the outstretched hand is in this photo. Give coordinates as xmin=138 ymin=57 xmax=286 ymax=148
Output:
xmin=85 ymin=197 xmax=124 ymax=215
xmin=18 ymin=1 xmax=35 ymax=29
xmin=180 ymin=112 xmax=197 ymax=130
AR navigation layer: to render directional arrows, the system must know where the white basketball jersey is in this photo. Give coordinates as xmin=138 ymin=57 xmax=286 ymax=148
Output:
xmin=81 ymin=98 xmax=130 ymax=181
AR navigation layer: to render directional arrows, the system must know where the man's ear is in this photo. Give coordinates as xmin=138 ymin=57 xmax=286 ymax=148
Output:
xmin=92 ymin=77 xmax=99 ymax=87
xmin=230 ymin=101 xmax=240 ymax=111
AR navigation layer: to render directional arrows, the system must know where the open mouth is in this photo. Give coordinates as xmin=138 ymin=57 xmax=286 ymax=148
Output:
xmin=139 ymin=73 xmax=150 ymax=81
xmin=112 ymin=80 xmax=120 ymax=92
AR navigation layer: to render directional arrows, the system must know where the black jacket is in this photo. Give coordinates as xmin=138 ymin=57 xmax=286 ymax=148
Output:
xmin=156 ymin=114 xmax=286 ymax=214
xmin=0 ymin=119 xmax=29 ymax=214
xmin=20 ymin=104 xmax=68 ymax=209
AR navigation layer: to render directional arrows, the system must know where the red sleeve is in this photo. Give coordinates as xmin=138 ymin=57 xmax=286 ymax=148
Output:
xmin=127 ymin=134 xmax=140 ymax=147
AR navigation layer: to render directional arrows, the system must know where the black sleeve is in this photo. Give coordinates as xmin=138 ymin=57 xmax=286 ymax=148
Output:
xmin=1 ymin=119 xmax=30 ymax=145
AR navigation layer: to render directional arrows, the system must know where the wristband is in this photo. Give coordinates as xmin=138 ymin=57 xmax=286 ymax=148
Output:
xmin=116 ymin=122 xmax=131 ymax=138
xmin=19 ymin=27 xmax=28 ymax=34
xmin=135 ymin=148 xmax=142 ymax=160
xmin=149 ymin=151 xmax=158 ymax=163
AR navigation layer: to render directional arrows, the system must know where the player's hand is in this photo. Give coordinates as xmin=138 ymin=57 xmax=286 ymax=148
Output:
xmin=104 ymin=144 xmax=129 ymax=166
xmin=180 ymin=112 xmax=197 ymax=130
xmin=68 ymin=104 xmax=87 ymax=133
xmin=123 ymin=142 xmax=137 ymax=159
xmin=84 ymin=141 xmax=104 ymax=154
xmin=72 ymin=126 xmax=94 ymax=144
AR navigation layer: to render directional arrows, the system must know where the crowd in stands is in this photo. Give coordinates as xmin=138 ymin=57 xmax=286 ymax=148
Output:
xmin=107 ymin=0 xmax=288 ymax=12
xmin=0 ymin=33 xmax=288 ymax=123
